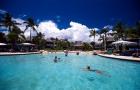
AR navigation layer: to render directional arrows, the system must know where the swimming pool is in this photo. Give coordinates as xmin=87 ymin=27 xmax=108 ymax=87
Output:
xmin=0 ymin=53 xmax=140 ymax=90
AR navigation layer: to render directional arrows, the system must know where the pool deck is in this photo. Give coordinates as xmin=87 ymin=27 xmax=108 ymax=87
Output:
xmin=98 ymin=54 xmax=140 ymax=62
xmin=0 ymin=52 xmax=41 ymax=56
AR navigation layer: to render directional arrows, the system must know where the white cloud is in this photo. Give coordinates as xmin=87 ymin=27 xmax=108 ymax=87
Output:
xmin=38 ymin=20 xmax=60 ymax=38
xmin=0 ymin=9 xmax=7 ymax=14
xmin=0 ymin=26 xmax=8 ymax=35
xmin=1 ymin=16 xmax=101 ymax=42
xmin=0 ymin=9 xmax=101 ymax=42
xmin=90 ymin=28 xmax=99 ymax=31
xmin=22 ymin=14 xmax=27 ymax=17
xmin=38 ymin=20 xmax=100 ymax=42
xmin=103 ymin=25 xmax=113 ymax=30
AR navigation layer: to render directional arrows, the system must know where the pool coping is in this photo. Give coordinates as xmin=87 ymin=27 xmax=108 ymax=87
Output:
xmin=0 ymin=52 xmax=41 ymax=56
xmin=98 ymin=54 xmax=140 ymax=62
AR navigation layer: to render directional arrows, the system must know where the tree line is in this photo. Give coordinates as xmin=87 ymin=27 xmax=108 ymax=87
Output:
xmin=0 ymin=12 xmax=140 ymax=50
xmin=90 ymin=21 xmax=140 ymax=50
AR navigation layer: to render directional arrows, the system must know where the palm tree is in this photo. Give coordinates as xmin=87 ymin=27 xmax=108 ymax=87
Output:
xmin=24 ymin=17 xmax=38 ymax=42
xmin=100 ymin=28 xmax=109 ymax=50
xmin=7 ymin=25 xmax=25 ymax=51
xmin=135 ymin=21 xmax=140 ymax=37
xmin=12 ymin=25 xmax=26 ymax=42
xmin=83 ymin=42 xmax=93 ymax=51
xmin=7 ymin=25 xmax=25 ymax=43
xmin=89 ymin=29 xmax=96 ymax=49
xmin=0 ymin=32 xmax=6 ymax=43
xmin=124 ymin=27 xmax=138 ymax=39
xmin=32 ymin=32 xmax=45 ymax=49
xmin=37 ymin=32 xmax=44 ymax=39
xmin=89 ymin=29 xmax=96 ymax=42
xmin=32 ymin=32 xmax=44 ymax=43
xmin=113 ymin=22 xmax=124 ymax=40
xmin=0 ymin=13 xmax=20 ymax=32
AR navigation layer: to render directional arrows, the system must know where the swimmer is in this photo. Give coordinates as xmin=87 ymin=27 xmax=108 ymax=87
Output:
xmin=82 ymin=66 xmax=94 ymax=71
xmin=54 ymin=56 xmax=57 ymax=63
xmin=58 ymin=58 xmax=61 ymax=61
xmin=83 ymin=66 xmax=111 ymax=77
xmin=65 ymin=53 xmax=68 ymax=56
xmin=54 ymin=56 xmax=62 ymax=63
xmin=65 ymin=50 xmax=68 ymax=56
xmin=85 ymin=66 xmax=95 ymax=72
xmin=87 ymin=66 xmax=91 ymax=70
xmin=83 ymin=66 xmax=103 ymax=74
xmin=76 ymin=52 xmax=79 ymax=55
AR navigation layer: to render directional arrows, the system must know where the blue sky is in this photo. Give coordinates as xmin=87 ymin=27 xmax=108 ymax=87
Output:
xmin=0 ymin=0 xmax=140 ymax=29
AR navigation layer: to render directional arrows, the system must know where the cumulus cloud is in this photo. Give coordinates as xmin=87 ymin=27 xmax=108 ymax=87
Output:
xmin=0 ymin=9 xmax=101 ymax=42
xmin=1 ymin=14 xmax=101 ymax=42
xmin=38 ymin=20 xmax=100 ymax=42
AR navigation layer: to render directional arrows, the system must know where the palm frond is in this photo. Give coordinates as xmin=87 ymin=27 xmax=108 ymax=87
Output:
xmin=24 ymin=25 xmax=29 ymax=32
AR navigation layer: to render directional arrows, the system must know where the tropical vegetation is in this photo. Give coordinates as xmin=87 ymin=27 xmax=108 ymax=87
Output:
xmin=0 ymin=12 xmax=140 ymax=51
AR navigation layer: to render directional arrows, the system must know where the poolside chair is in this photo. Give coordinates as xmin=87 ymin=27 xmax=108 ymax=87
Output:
xmin=132 ymin=53 xmax=139 ymax=57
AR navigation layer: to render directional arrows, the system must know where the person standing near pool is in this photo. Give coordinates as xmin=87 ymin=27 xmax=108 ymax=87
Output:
xmin=64 ymin=50 xmax=68 ymax=56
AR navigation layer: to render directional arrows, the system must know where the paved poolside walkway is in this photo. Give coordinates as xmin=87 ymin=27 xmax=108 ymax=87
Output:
xmin=98 ymin=54 xmax=140 ymax=62
xmin=0 ymin=52 xmax=41 ymax=56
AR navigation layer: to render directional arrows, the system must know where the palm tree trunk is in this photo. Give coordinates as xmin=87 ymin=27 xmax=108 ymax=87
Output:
xmin=30 ymin=29 xmax=32 ymax=42
xmin=8 ymin=26 xmax=11 ymax=32
xmin=104 ymin=34 xmax=107 ymax=50
xmin=93 ymin=35 xmax=95 ymax=50
xmin=94 ymin=35 xmax=95 ymax=42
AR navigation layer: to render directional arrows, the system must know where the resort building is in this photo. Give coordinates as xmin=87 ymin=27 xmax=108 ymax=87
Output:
xmin=45 ymin=38 xmax=56 ymax=49
xmin=73 ymin=41 xmax=83 ymax=50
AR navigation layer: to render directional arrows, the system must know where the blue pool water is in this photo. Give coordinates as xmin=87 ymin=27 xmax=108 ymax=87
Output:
xmin=0 ymin=53 xmax=140 ymax=90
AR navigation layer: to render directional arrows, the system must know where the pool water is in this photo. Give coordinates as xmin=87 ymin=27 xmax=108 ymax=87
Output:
xmin=0 ymin=53 xmax=140 ymax=90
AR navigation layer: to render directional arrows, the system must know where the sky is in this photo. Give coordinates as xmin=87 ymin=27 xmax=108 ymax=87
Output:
xmin=0 ymin=0 xmax=140 ymax=42
xmin=0 ymin=0 xmax=140 ymax=28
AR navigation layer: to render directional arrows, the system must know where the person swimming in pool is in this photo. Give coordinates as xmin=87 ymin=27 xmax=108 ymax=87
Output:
xmin=58 ymin=58 xmax=61 ymax=61
xmin=54 ymin=56 xmax=62 ymax=63
xmin=84 ymin=66 xmax=103 ymax=74
xmin=87 ymin=66 xmax=91 ymax=70
xmin=84 ymin=66 xmax=111 ymax=77
xmin=86 ymin=66 xmax=95 ymax=71
xmin=54 ymin=56 xmax=58 ymax=63
xmin=65 ymin=53 xmax=68 ymax=56
xmin=76 ymin=52 xmax=79 ymax=55
xmin=65 ymin=50 xmax=68 ymax=56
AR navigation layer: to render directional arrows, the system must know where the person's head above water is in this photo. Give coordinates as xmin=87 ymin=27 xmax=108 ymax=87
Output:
xmin=54 ymin=56 xmax=57 ymax=63
xmin=55 ymin=56 xmax=57 ymax=59
xmin=87 ymin=66 xmax=91 ymax=70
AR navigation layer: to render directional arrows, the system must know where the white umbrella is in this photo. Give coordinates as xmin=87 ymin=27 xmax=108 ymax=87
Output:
xmin=112 ymin=40 xmax=137 ymax=52
xmin=112 ymin=40 xmax=137 ymax=46
xmin=107 ymin=30 xmax=117 ymax=34
xmin=95 ymin=41 xmax=103 ymax=45
xmin=0 ymin=43 xmax=7 ymax=46
xmin=21 ymin=43 xmax=35 ymax=46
